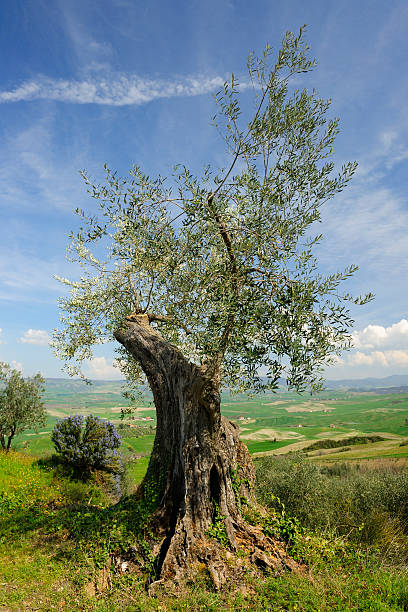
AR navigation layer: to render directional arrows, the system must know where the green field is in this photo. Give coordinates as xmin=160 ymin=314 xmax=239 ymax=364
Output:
xmin=12 ymin=380 xmax=408 ymax=482
xmin=221 ymin=389 xmax=408 ymax=462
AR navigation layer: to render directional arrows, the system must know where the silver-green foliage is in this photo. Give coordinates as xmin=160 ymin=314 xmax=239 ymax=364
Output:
xmin=53 ymin=27 xmax=372 ymax=393
xmin=0 ymin=362 xmax=46 ymax=451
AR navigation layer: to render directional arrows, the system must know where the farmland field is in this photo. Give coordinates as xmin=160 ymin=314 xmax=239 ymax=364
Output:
xmin=13 ymin=379 xmax=408 ymax=480
xmin=222 ymin=388 xmax=408 ymax=461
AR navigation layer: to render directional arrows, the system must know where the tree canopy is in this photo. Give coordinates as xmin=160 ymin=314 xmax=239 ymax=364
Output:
xmin=53 ymin=27 xmax=372 ymax=394
xmin=0 ymin=363 xmax=46 ymax=451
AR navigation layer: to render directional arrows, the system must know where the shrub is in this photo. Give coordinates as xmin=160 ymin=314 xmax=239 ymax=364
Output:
xmin=255 ymin=454 xmax=333 ymax=530
xmin=305 ymin=435 xmax=384 ymax=452
xmin=51 ymin=414 xmax=122 ymax=480
xmin=254 ymin=454 xmax=408 ymax=547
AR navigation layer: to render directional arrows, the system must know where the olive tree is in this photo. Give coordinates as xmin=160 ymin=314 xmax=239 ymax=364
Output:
xmin=0 ymin=363 xmax=46 ymax=452
xmin=53 ymin=28 xmax=372 ymax=583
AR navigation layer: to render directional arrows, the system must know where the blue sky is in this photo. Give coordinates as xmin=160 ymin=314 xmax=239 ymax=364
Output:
xmin=0 ymin=0 xmax=407 ymax=380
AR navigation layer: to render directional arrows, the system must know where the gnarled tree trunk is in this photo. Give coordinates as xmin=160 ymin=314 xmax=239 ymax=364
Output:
xmin=114 ymin=314 xmax=296 ymax=587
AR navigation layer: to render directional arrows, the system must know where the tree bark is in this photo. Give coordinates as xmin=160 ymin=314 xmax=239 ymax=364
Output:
xmin=6 ymin=426 xmax=15 ymax=452
xmin=114 ymin=314 xmax=295 ymax=587
xmin=0 ymin=431 xmax=13 ymax=452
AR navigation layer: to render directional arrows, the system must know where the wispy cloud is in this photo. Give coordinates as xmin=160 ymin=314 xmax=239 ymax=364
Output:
xmin=0 ymin=114 xmax=90 ymax=212
xmin=0 ymin=250 xmax=66 ymax=302
xmin=356 ymin=128 xmax=408 ymax=179
xmin=375 ymin=4 xmax=408 ymax=55
xmin=20 ymin=329 xmax=51 ymax=346
xmin=55 ymin=0 xmax=114 ymax=68
xmin=319 ymin=184 xmax=408 ymax=280
xmin=379 ymin=130 xmax=408 ymax=170
xmin=0 ymin=74 xmax=228 ymax=106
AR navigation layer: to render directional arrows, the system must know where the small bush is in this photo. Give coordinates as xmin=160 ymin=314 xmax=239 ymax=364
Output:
xmin=254 ymin=453 xmax=408 ymax=556
xmin=51 ymin=414 xmax=122 ymax=481
xmin=255 ymin=454 xmax=333 ymax=531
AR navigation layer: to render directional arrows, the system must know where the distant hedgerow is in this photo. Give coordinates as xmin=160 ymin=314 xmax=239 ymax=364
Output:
xmin=305 ymin=435 xmax=385 ymax=452
xmin=51 ymin=414 xmax=122 ymax=479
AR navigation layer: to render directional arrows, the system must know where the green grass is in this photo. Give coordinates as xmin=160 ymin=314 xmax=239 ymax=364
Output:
xmin=2 ymin=449 xmax=408 ymax=610
xmin=0 ymin=451 xmax=63 ymax=511
xmin=122 ymin=434 xmax=155 ymax=456
xmin=124 ymin=456 xmax=150 ymax=486
xmin=3 ymin=383 xmax=408 ymax=608
xmin=0 ymin=537 xmax=82 ymax=611
xmin=243 ymin=439 xmax=293 ymax=453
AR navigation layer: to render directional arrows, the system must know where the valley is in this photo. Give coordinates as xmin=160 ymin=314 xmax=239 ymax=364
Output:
xmin=15 ymin=379 xmax=408 ymax=478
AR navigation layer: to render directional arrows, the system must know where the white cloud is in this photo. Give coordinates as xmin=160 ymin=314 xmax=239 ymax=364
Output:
xmin=84 ymin=357 xmax=123 ymax=380
xmin=326 ymin=319 xmax=408 ymax=378
xmin=348 ymin=351 xmax=388 ymax=367
xmin=385 ymin=350 xmax=408 ymax=366
xmin=348 ymin=349 xmax=408 ymax=368
xmin=347 ymin=319 xmax=408 ymax=369
xmin=20 ymin=329 xmax=51 ymax=346
xmin=328 ymin=354 xmax=344 ymax=365
xmin=352 ymin=319 xmax=408 ymax=350
xmin=0 ymin=328 xmax=5 ymax=345
xmin=11 ymin=360 xmax=22 ymax=372
xmin=0 ymin=73 xmax=228 ymax=107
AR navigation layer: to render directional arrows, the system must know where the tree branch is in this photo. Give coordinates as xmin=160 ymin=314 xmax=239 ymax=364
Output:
xmin=204 ymin=194 xmax=240 ymax=375
xmin=126 ymin=312 xmax=192 ymax=335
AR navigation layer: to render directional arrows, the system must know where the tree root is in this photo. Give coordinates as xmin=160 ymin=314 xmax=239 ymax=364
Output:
xmin=113 ymin=511 xmax=302 ymax=596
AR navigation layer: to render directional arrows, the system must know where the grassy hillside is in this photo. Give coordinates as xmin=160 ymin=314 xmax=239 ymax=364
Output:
xmin=3 ymin=380 xmax=408 ymax=608
xmin=1 ymin=450 xmax=408 ymax=610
